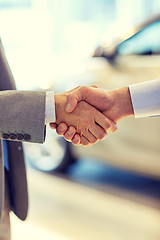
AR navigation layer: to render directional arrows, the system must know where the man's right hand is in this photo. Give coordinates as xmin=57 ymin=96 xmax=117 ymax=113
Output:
xmin=50 ymin=123 xmax=82 ymax=145
xmin=51 ymin=85 xmax=134 ymax=145
xmin=50 ymin=91 xmax=117 ymax=146
xmin=65 ymin=86 xmax=134 ymax=123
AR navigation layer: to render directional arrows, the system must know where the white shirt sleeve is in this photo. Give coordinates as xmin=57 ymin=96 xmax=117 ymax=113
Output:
xmin=45 ymin=91 xmax=56 ymax=124
xmin=129 ymin=79 xmax=160 ymax=118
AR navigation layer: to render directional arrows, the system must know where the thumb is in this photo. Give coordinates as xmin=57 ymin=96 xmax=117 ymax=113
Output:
xmin=65 ymin=94 xmax=79 ymax=113
xmin=49 ymin=123 xmax=57 ymax=129
xmin=65 ymin=86 xmax=87 ymax=112
xmin=65 ymin=86 xmax=96 ymax=113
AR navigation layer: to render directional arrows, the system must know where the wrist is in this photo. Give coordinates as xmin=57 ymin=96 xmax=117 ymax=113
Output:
xmin=115 ymin=87 xmax=134 ymax=119
xmin=54 ymin=94 xmax=66 ymax=124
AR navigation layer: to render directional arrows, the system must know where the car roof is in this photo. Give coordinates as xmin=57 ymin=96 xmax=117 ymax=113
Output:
xmin=114 ymin=14 xmax=160 ymax=47
xmin=93 ymin=14 xmax=160 ymax=58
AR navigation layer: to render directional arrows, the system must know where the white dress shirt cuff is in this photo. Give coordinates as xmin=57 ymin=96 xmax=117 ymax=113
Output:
xmin=129 ymin=79 xmax=160 ymax=118
xmin=45 ymin=91 xmax=56 ymax=124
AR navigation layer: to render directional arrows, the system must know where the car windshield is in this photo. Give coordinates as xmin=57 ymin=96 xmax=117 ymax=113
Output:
xmin=117 ymin=20 xmax=160 ymax=55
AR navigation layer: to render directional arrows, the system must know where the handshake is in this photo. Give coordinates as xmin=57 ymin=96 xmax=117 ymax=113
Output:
xmin=50 ymin=86 xmax=134 ymax=146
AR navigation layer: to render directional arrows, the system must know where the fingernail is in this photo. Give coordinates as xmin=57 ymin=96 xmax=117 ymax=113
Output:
xmin=68 ymin=129 xmax=73 ymax=135
xmin=73 ymin=135 xmax=79 ymax=142
xmin=73 ymin=136 xmax=80 ymax=145
xmin=65 ymin=103 xmax=71 ymax=112
xmin=59 ymin=125 xmax=65 ymax=132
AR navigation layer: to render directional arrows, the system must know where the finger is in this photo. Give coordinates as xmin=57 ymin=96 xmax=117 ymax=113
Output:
xmin=64 ymin=126 xmax=77 ymax=141
xmin=82 ymin=131 xmax=98 ymax=144
xmin=108 ymin=120 xmax=118 ymax=132
xmin=49 ymin=123 xmax=57 ymax=130
xmin=55 ymin=123 xmax=68 ymax=136
xmin=94 ymin=111 xmax=117 ymax=132
xmin=80 ymin=136 xmax=91 ymax=147
xmin=64 ymin=86 xmax=82 ymax=113
xmin=65 ymin=94 xmax=79 ymax=113
xmin=90 ymin=85 xmax=98 ymax=88
xmin=89 ymin=125 xmax=107 ymax=140
xmin=65 ymin=86 xmax=89 ymax=113
xmin=72 ymin=134 xmax=81 ymax=145
xmin=65 ymin=86 xmax=80 ymax=94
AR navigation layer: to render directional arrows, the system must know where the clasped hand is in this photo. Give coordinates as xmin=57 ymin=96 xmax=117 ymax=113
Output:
xmin=50 ymin=87 xmax=118 ymax=146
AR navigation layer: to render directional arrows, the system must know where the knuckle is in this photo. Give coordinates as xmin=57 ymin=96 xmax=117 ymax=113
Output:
xmin=85 ymin=143 xmax=91 ymax=148
xmin=84 ymin=142 xmax=89 ymax=146
xmin=81 ymin=139 xmax=89 ymax=146
xmin=80 ymin=86 xmax=87 ymax=92
xmin=64 ymin=133 xmax=72 ymax=141
xmin=69 ymin=126 xmax=76 ymax=134
xmin=90 ymin=138 xmax=97 ymax=144
xmin=72 ymin=135 xmax=80 ymax=145
xmin=56 ymin=129 xmax=62 ymax=135
xmin=82 ymin=118 xmax=91 ymax=127
xmin=104 ymin=121 xmax=111 ymax=130
xmin=113 ymin=124 xmax=118 ymax=132
xmin=72 ymin=141 xmax=80 ymax=146
xmin=98 ymin=131 xmax=106 ymax=140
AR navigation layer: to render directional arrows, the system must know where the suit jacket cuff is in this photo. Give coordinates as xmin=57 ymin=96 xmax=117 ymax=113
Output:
xmin=45 ymin=91 xmax=55 ymax=124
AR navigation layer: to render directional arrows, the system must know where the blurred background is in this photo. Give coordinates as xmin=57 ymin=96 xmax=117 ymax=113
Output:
xmin=0 ymin=0 xmax=160 ymax=239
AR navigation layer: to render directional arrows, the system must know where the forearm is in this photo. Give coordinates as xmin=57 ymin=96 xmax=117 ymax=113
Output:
xmin=104 ymin=87 xmax=134 ymax=123
xmin=129 ymin=79 xmax=160 ymax=118
xmin=114 ymin=87 xmax=134 ymax=119
xmin=0 ymin=90 xmax=46 ymax=143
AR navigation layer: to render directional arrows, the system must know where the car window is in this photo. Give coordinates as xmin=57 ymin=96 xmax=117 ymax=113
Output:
xmin=117 ymin=21 xmax=160 ymax=55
